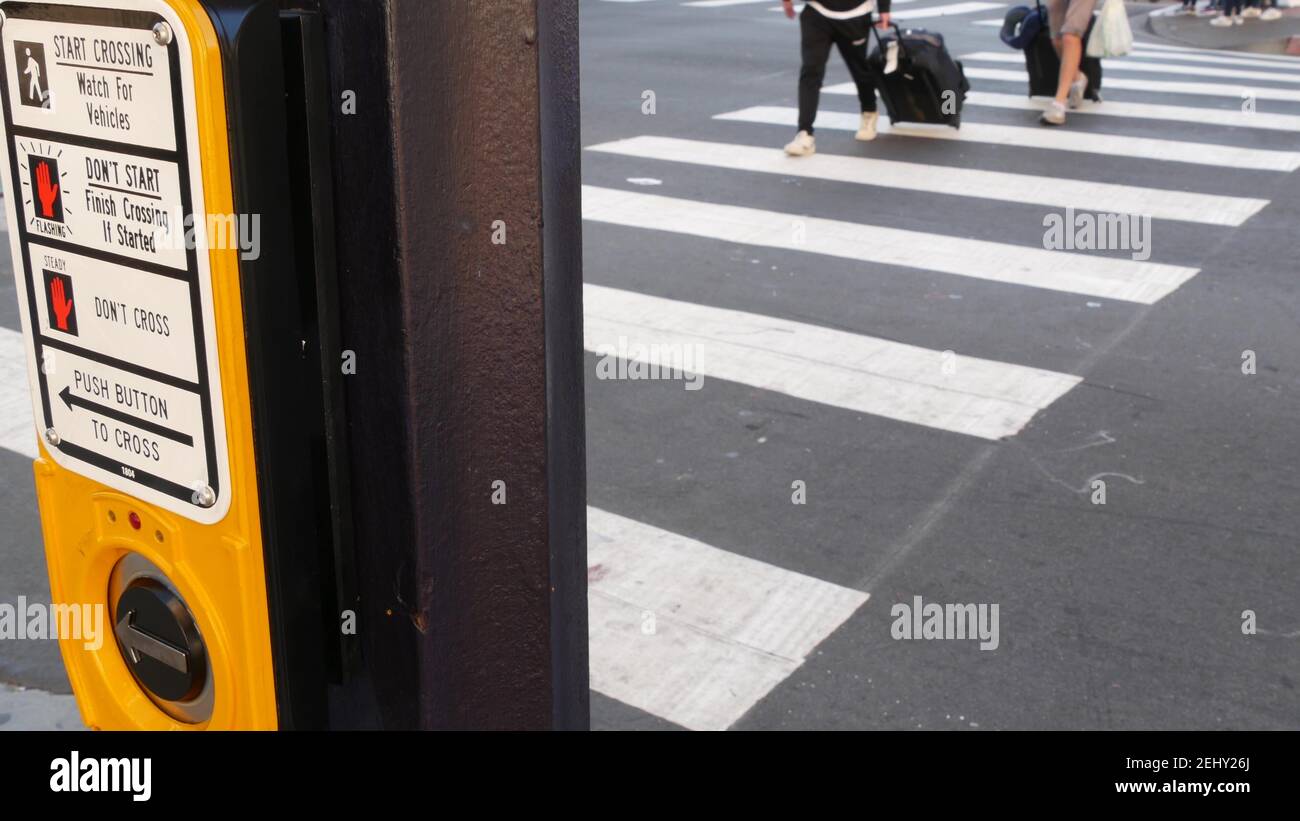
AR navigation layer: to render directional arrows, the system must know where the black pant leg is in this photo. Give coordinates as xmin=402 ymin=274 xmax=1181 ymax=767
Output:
xmin=832 ymin=16 xmax=878 ymax=114
xmin=797 ymin=7 xmax=835 ymax=134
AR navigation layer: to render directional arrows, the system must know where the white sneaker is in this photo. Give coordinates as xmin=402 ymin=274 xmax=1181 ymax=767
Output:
xmin=784 ymin=130 xmax=815 ymax=156
xmin=1235 ymin=12 xmax=1245 ymax=22
xmin=1261 ymin=7 xmax=1281 ymax=18
xmin=855 ymin=111 xmax=879 ymax=141
xmin=1040 ymin=100 xmax=1067 ymax=126
xmin=1210 ymin=12 xmax=1234 ymax=24
xmin=1068 ymin=75 xmax=1088 ymax=109
xmin=1243 ymin=6 xmax=1262 ymax=16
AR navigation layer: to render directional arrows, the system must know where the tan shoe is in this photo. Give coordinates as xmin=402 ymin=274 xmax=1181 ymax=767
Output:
xmin=783 ymin=130 xmax=816 ymax=156
xmin=855 ymin=111 xmax=879 ymax=141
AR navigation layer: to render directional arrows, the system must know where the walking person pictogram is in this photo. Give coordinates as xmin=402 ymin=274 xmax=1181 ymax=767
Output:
xmin=14 ymin=41 xmax=51 ymax=108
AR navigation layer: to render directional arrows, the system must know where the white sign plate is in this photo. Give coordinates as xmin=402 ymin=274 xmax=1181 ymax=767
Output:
xmin=0 ymin=0 xmax=231 ymax=523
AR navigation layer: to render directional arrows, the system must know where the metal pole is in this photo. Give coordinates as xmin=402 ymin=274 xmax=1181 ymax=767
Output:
xmin=314 ymin=0 xmax=588 ymax=729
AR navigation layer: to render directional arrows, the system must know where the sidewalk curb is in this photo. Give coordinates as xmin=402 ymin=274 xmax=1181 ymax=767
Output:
xmin=1144 ymin=2 xmax=1300 ymax=53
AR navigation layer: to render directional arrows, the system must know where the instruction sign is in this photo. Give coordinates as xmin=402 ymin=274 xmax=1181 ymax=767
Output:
xmin=0 ymin=0 xmax=231 ymax=523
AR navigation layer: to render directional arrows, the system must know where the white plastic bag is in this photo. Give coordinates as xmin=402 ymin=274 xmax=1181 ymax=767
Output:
xmin=1087 ymin=0 xmax=1134 ymax=59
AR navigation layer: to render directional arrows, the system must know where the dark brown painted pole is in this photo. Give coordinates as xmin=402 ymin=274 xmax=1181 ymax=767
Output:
xmin=313 ymin=0 xmax=587 ymax=729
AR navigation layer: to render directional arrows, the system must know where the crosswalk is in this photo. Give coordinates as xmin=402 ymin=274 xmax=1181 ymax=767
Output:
xmin=588 ymin=506 xmax=867 ymax=730
xmin=962 ymin=90 xmax=1300 ymax=132
xmin=586 ymin=281 xmax=1084 ymax=438
xmin=579 ymin=3 xmax=1300 ymax=728
xmin=605 ymin=0 xmax=1011 ymax=17
xmin=721 ymin=104 xmax=1300 ymax=169
xmin=589 ymin=136 xmax=1266 ymax=223
xmin=584 ymin=185 xmax=1199 ymax=301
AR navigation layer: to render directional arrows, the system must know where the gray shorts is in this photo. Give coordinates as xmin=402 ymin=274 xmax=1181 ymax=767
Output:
xmin=1046 ymin=0 xmax=1098 ymax=38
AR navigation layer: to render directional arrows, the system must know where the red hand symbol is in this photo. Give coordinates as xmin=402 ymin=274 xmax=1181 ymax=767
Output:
xmin=36 ymin=160 xmax=59 ymax=219
xmin=51 ymin=277 xmax=73 ymax=331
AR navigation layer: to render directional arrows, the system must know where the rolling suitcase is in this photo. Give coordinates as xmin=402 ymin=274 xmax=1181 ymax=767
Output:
xmin=867 ymin=23 xmax=970 ymax=129
xmin=1023 ymin=2 xmax=1102 ymax=101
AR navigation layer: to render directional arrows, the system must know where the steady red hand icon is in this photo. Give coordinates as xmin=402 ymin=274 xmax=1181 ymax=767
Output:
xmin=36 ymin=160 xmax=59 ymax=219
xmin=50 ymin=277 xmax=73 ymax=331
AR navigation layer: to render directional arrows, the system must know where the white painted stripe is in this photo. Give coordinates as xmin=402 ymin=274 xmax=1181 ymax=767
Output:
xmin=965 ymin=89 xmax=1300 ymax=133
xmin=720 ymin=103 xmax=1300 ymax=171
xmin=582 ymin=185 xmax=1198 ymax=304
xmin=769 ymin=2 xmax=918 ymax=11
xmin=1126 ymin=47 xmax=1300 ymax=72
xmin=584 ymin=282 xmax=1084 ymax=438
xmin=0 ymin=326 xmax=38 ymax=460
xmin=1133 ymin=40 xmax=1300 ymax=64
xmin=587 ymin=506 xmax=868 ymax=731
xmin=684 ymin=0 xmax=770 ymax=7
xmin=960 ymin=51 xmax=1300 ymax=85
xmin=891 ymin=1 xmax=1004 ymax=18
xmin=971 ymin=17 xmax=1003 ymax=24
xmin=587 ymin=135 xmax=1267 ymax=226
xmin=961 ymin=65 xmax=1300 ymax=103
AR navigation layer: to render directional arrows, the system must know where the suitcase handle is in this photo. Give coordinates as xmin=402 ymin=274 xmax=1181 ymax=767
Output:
xmin=870 ymin=20 xmax=910 ymax=61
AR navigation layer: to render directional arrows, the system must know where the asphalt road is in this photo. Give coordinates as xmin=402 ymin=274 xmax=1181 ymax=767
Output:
xmin=579 ymin=0 xmax=1300 ymax=730
xmin=2 ymin=0 xmax=1299 ymax=730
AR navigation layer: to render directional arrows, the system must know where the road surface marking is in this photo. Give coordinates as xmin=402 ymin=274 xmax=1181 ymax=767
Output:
xmin=1131 ymin=40 xmax=1300 ymax=64
xmin=0 ymin=326 xmax=37 ymax=460
xmin=1125 ymin=47 xmax=1300 ymax=72
xmin=720 ymin=103 xmax=1300 ymax=171
xmin=959 ymin=66 xmax=1300 ymax=104
xmin=885 ymin=1 xmax=1005 ymax=17
xmin=960 ymin=51 xmax=1300 ymax=86
xmin=775 ymin=1 xmax=998 ymax=16
xmin=770 ymin=1 xmax=920 ymax=10
xmin=584 ymin=282 xmax=1084 ymax=438
xmin=964 ymin=90 xmax=1300 ymax=134
xmin=582 ymin=185 xmax=1199 ymax=304
xmin=685 ymin=0 xmax=772 ymax=6
xmin=587 ymin=506 xmax=867 ymax=730
xmin=587 ymin=135 xmax=1268 ymax=226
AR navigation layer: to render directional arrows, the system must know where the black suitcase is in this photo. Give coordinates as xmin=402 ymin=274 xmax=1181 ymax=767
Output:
xmin=1023 ymin=5 xmax=1102 ymax=101
xmin=867 ymin=23 xmax=970 ymax=129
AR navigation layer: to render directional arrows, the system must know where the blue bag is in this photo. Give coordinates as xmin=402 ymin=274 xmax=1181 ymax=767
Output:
xmin=1000 ymin=3 xmax=1046 ymax=50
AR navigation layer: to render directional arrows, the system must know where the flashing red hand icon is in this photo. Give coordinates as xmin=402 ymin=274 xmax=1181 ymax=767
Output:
xmin=36 ymin=160 xmax=59 ymax=219
xmin=50 ymin=277 xmax=73 ymax=332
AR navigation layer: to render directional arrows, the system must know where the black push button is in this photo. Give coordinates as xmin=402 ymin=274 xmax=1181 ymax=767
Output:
xmin=113 ymin=578 xmax=207 ymax=703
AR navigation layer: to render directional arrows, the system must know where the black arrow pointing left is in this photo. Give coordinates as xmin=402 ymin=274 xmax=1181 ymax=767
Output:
xmin=59 ymin=386 xmax=194 ymax=447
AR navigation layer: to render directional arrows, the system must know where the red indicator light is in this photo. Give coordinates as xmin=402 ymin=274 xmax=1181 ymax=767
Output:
xmin=128 ymin=512 xmax=142 ymax=530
